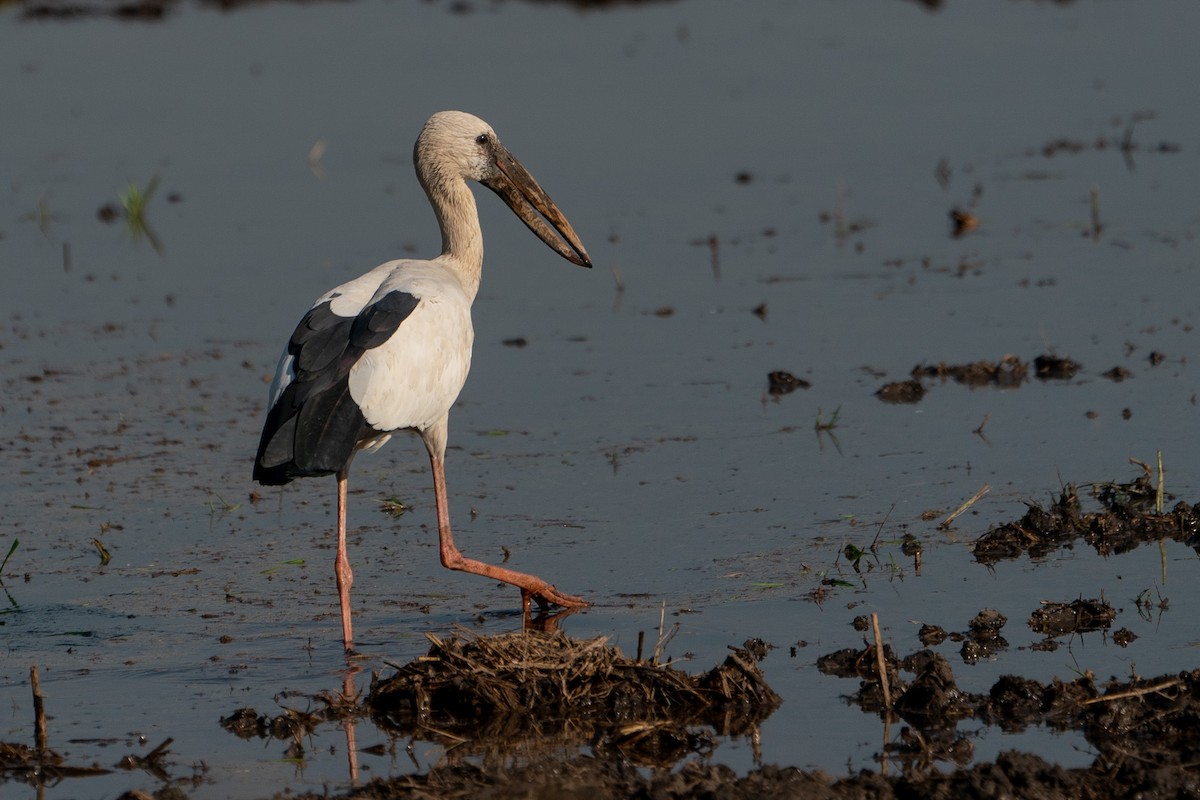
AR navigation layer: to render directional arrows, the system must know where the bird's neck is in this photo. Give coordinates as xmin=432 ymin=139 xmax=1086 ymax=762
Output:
xmin=427 ymin=176 xmax=484 ymax=302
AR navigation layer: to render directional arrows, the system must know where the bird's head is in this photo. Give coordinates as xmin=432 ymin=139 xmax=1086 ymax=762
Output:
xmin=415 ymin=111 xmax=591 ymax=268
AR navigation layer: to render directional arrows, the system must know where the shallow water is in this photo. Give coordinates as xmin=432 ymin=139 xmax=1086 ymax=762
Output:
xmin=2 ymin=0 xmax=1199 ymax=797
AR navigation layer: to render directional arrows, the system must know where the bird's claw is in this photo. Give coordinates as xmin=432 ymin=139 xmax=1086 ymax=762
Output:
xmin=522 ymin=582 xmax=588 ymax=612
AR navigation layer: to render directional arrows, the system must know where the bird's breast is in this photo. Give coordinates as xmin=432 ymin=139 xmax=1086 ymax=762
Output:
xmin=347 ymin=292 xmax=474 ymax=433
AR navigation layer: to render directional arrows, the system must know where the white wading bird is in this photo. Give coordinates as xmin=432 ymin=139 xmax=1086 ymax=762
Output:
xmin=253 ymin=111 xmax=591 ymax=653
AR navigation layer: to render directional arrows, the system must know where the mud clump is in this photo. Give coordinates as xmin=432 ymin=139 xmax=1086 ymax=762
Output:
xmin=972 ymin=474 xmax=1200 ymax=564
xmin=1029 ymin=598 xmax=1116 ymax=635
xmin=1103 ymin=365 xmax=1133 ymax=382
xmin=917 ymin=623 xmax=946 ymax=646
xmin=967 ymin=608 xmax=1006 ymax=639
xmin=876 ymin=379 xmax=925 ymax=404
xmin=221 ymin=689 xmax=358 ymax=761
xmin=814 ymin=632 xmax=1200 ymax=799
xmin=282 ymin=748 xmax=1183 ymax=799
xmin=0 ymin=740 xmax=110 ymax=785
xmin=18 ymin=0 xmax=170 ymax=18
xmin=1033 ymin=354 xmax=1081 ymax=380
xmin=913 ymin=354 xmax=1027 ymax=388
xmin=875 ymin=352 xmax=1089 ymax=403
xmin=767 ymin=370 xmax=810 ymax=396
xmin=961 ymin=608 xmax=1008 ymax=663
xmin=892 ymin=650 xmax=974 ymax=727
xmin=1113 ymin=627 xmax=1139 ymax=647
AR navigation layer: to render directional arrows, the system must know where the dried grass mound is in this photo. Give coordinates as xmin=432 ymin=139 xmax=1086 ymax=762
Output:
xmin=367 ymin=629 xmax=779 ymax=763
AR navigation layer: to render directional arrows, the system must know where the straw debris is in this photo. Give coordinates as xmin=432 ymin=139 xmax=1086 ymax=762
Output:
xmin=367 ymin=629 xmax=779 ymax=765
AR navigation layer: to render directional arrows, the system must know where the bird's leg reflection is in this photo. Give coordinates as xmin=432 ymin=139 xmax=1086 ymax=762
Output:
xmin=521 ymin=603 xmax=581 ymax=633
xmin=340 ymin=667 xmax=361 ymax=786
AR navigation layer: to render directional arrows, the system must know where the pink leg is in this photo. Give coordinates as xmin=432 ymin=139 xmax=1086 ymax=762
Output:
xmin=334 ymin=467 xmax=355 ymax=654
xmin=429 ymin=452 xmax=587 ymax=610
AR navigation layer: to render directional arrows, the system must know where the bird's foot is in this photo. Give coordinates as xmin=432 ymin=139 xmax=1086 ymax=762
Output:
xmin=523 ymin=582 xmax=589 ymax=612
xmin=344 ymin=646 xmax=371 ymax=662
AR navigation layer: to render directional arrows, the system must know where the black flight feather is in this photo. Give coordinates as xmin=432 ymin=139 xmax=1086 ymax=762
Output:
xmin=253 ymin=290 xmax=420 ymax=485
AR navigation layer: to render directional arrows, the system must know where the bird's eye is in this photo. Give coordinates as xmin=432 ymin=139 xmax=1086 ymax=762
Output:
xmin=475 ymin=133 xmax=490 ymax=146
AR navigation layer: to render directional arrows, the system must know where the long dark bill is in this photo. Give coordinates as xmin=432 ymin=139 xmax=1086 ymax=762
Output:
xmin=485 ymin=145 xmax=592 ymax=268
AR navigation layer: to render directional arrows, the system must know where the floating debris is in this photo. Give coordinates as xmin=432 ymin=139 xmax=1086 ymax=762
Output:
xmin=1102 ymin=366 xmax=1133 ymax=382
xmin=949 ymin=207 xmax=978 ymax=237
xmin=1112 ymin=628 xmax=1138 ymax=647
xmin=876 ymin=379 xmax=925 ymax=404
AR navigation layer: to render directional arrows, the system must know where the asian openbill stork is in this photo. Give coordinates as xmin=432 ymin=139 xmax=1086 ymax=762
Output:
xmin=253 ymin=111 xmax=591 ymax=654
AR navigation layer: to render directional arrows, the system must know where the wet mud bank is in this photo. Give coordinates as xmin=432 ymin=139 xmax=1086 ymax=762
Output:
xmin=277 ymin=475 xmax=1200 ymax=799
xmin=269 ymin=658 xmax=1200 ymax=800
xmin=6 ymin=473 xmax=1200 ymax=798
xmin=284 ymin=743 xmax=1199 ymax=800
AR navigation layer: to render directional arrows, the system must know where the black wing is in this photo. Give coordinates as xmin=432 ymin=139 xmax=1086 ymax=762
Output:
xmin=253 ymin=291 xmax=421 ymax=485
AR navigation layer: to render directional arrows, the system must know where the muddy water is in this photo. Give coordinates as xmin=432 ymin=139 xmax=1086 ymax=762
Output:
xmin=2 ymin=0 xmax=1199 ymax=797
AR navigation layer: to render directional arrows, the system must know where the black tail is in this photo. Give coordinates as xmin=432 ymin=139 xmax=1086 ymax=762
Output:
xmin=253 ymin=376 xmax=368 ymax=485
xmin=253 ymin=290 xmax=419 ymax=485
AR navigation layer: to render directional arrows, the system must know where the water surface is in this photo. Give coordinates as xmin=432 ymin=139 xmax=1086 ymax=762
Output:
xmin=2 ymin=1 xmax=1199 ymax=797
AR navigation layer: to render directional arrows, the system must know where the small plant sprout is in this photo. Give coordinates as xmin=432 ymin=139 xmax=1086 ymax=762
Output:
xmin=0 ymin=538 xmax=18 ymax=585
xmin=842 ymin=543 xmax=866 ymax=573
xmin=207 ymin=491 xmax=241 ymax=517
xmin=869 ymin=504 xmax=895 ymax=553
xmin=380 ymin=496 xmax=411 ymax=517
xmin=261 ymin=559 xmax=305 ymax=576
xmin=119 ymin=175 xmax=164 ymax=253
xmin=20 ymin=195 xmax=64 ymax=239
xmin=92 ymin=537 xmax=112 ymax=566
xmin=814 ymin=406 xmax=843 ymax=454
xmin=814 ymin=406 xmax=841 ymax=432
